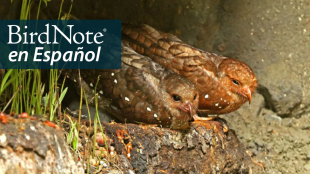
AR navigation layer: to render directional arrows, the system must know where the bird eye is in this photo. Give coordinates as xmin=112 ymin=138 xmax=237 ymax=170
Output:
xmin=172 ymin=94 xmax=181 ymax=101
xmin=232 ymin=79 xmax=239 ymax=85
xmin=194 ymin=94 xmax=197 ymax=100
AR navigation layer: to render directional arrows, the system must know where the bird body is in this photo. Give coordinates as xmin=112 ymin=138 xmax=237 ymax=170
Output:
xmin=122 ymin=24 xmax=258 ymax=114
xmin=64 ymin=44 xmax=199 ymax=130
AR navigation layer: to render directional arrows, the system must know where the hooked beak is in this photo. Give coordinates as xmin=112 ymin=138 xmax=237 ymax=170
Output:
xmin=185 ymin=101 xmax=192 ymax=116
xmin=178 ymin=101 xmax=193 ymax=117
xmin=244 ymin=86 xmax=252 ymax=104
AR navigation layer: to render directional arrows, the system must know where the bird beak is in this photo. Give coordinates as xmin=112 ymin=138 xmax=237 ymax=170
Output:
xmin=184 ymin=101 xmax=193 ymax=117
xmin=244 ymin=86 xmax=252 ymax=104
xmin=177 ymin=101 xmax=194 ymax=117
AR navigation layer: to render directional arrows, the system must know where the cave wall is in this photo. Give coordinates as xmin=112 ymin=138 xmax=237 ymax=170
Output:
xmin=3 ymin=0 xmax=310 ymax=118
xmin=50 ymin=0 xmax=309 ymax=118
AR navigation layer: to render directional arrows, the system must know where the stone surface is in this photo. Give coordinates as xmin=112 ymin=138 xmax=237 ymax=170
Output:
xmin=260 ymin=108 xmax=282 ymax=126
xmin=217 ymin=0 xmax=310 ymax=117
xmin=0 ymin=114 xmax=83 ymax=174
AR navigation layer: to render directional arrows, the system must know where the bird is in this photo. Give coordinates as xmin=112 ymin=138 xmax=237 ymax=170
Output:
xmin=63 ymin=44 xmax=200 ymax=130
xmin=122 ymin=24 xmax=258 ymax=117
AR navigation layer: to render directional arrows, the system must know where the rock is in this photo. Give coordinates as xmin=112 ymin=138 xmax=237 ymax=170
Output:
xmin=304 ymin=163 xmax=310 ymax=171
xmin=0 ymin=114 xmax=83 ymax=174
xmin=216 ymin=0 xmax=310 ymax=117
xmin=258 ymin=62 xmax=302 ymax=116
xmin=98 ymin=121 xmax=262 ymax=173
xmin=259 ymin=108 xmax=282 ymax=126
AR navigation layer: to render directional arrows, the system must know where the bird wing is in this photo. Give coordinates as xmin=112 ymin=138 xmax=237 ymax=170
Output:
xmin=121 ymin=43 xmax=168 ymax=80
xmin=62 ymin=44 xmax=170 ymax=124
xmin=122 ymin=24 xmax=216 ymax=75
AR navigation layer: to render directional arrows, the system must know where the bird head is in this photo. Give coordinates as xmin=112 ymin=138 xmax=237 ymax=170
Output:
xmin=218 ymin=58 xmax=258 ymax=104
xmin=161 ymin=73 xmax=199 ymax=129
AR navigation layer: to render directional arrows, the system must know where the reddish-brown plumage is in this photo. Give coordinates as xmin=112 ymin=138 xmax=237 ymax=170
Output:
xmin=64 ymin=44 xmax=199 ymax=130
xmin=122 ymin=24 xmax=258 ymax=115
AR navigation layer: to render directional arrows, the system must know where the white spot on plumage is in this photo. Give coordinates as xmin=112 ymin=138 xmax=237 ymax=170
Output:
xmin=154 ymin=114 xmax=158 ymax=118
xmin=224 ymin=100 xmax=226 ymax=102
xmin=125 ymin=97 xmax=130 ymax=101
xmin=100 ymin=90 xmax=103 ymax=94
xmin=205 ymin=94 xmax=209 ymax=99
xmin=90 ymin=83 xmax=93 ymax=87
xmin=111 ymin=73 xmax=115 ymax=76
xmin=147 ymin=107 xmax=151 ymax=111
xmin=114 ymin=79 xmax=117 ymax=84
xmin=220 ymin=98 xmax=222 ymax=100
xmin=215 ymin=103 xmax=219 ymax=106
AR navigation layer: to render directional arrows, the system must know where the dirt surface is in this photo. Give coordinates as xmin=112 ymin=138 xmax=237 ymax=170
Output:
xmin=220 ymin=93 xmax=310 ymax=174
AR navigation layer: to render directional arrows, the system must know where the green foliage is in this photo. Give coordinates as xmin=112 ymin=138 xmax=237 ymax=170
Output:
xmin=3 ymin=1 xmax=109 ymax=172
xmin=43 ymin=0 xmax=51 ymax=7
xmin=67 ymin=119 xmax=78 ymax=150
xmin=1 ymin=0 xmax=69 ymax=118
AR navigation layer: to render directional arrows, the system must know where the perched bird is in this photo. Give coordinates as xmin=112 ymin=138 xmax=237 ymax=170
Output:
xmin=64 ymin=44 xmax=200 ymax=130
xmin=122 ymin=24 xmax=258 ymax=116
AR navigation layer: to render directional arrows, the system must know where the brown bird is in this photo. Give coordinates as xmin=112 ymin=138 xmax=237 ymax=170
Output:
xmin=64 ymin=44 xmax=200 ymax=130
xmin=122 ymin=24 xmax=258 ymax=117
